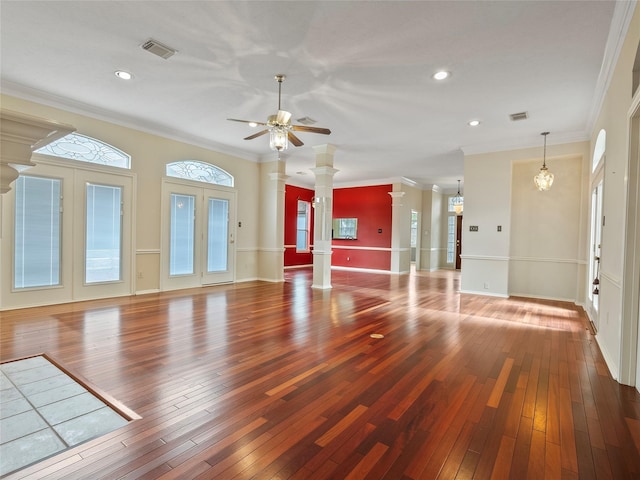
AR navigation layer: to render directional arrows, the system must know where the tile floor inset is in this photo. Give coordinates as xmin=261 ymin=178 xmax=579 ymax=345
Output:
xmin=0 ymin=356 xmax=131 ymax=477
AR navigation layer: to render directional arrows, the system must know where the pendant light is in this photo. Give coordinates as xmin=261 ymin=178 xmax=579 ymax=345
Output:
xmin=453 ymin=180 xmax=464 ymax=215
xmin=533 ymin=132 xmax=554 ymax=191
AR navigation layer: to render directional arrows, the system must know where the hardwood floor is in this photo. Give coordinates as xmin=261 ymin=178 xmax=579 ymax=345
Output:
xmin=2 ymin=268 xmax=640 ymax=479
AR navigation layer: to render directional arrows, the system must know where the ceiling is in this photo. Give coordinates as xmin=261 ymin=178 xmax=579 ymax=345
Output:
xmin=0 ymin=1 xmax=626 ymax=190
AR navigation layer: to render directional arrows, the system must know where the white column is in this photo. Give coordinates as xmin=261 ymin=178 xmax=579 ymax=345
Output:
xmin=258 ymin=157 xmax=288 ymax=282
xmin=388 ymin=191 xmax=406 ymax=273
xmin=311 ymin=144 xmax=338 ymax=289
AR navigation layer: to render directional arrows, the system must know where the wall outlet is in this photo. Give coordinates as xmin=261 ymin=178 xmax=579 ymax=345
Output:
xmin=137 ymin=272 xmax=143 ymax=279
xmin=483 ymin=282 xmax=489 ymax=289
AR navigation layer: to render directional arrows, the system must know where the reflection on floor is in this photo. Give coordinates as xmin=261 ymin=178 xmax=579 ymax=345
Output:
xmin=0 ymin=356 xmax=129 ymax=476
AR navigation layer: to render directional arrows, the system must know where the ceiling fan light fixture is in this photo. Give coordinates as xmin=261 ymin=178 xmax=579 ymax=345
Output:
xmin=227 ymin=74 xmax=330 ymax=151
xmin=269 ymin=126 xmax=288 ymax=151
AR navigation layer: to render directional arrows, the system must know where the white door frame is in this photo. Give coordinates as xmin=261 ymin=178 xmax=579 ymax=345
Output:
xmin=620 ymin=92 xmax=640 ymax=386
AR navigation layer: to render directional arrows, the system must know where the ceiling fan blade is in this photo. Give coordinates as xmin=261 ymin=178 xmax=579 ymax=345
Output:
xmin=291 ymin=125 xmax=331 ymax=135
xmin=244 ymin=129 xmax=269 ymax=140
xmin=276 ymin=110 xmax=292 ymax=125
xmin=288 ymin=131 xmax=304 ymax=147
xmin=227 ymin=118 xmax=268 ymax=126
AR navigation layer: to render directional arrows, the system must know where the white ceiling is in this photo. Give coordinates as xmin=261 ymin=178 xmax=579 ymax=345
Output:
xmin=0 ymin=1 xmax=627 ymax=190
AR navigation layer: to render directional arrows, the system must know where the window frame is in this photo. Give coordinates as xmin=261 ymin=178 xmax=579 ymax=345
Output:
xmin=296 ymin=200 xmax=311 ymax=253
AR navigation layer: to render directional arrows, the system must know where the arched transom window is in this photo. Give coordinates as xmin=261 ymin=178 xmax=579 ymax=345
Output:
xmin=166 ymin=160 xmax=234 ymax=187
xmin=593 ymin=129 xmax=606 ymax=173
xmin=35 ymin=133 xmax=130 ymax=168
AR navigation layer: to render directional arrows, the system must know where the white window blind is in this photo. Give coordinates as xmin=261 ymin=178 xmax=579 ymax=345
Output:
xmin=170 ymin=194 xmax=195 ymax=276
xmin=14 ymin=176 xmax=62 ymax=289
xmin=85 ymin=183 xmax=123 ymax=283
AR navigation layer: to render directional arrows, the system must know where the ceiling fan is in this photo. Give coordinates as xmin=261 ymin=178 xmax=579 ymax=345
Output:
xmin=227 ymin=74 xmax=331 ymax=152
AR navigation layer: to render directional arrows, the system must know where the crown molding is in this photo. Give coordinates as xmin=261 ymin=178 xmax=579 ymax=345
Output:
xmin=2 ymin=81 xmax=260 ymax=163
xmin=586 ymin=0 xmax=638 ymax=134
xmin=460 ymin=130 xmax=589 ymax=156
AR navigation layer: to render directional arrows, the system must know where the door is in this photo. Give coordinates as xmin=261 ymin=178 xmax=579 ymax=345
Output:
xmin=588 ymin=179 xmax=603 ymax=330
xmin=161 ymin=179 xmax=236 ymax=291
xmin=202 ymin=192 xmax=234 ymax=284
xmin=74 ymin=169 xmax=134 ymax=301
xmin=455 ymin=215 xmax=463 ymax=270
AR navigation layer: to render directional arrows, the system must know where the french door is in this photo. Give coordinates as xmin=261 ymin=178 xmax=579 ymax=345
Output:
xmin=1 ymin=161 xmax=134 ymax=309
xmin=161 ymin=179 xmax=236 ymax=290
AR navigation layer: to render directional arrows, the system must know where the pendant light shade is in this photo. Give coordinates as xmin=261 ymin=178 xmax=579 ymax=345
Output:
xmin=453 ymin=180 xmax=464 ymax=214
xmin=534 ymin=132 xmax=554 ymax=191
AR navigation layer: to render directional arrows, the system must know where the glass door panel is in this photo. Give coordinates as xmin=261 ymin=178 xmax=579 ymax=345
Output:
xmin=169 ymin=194 xmax=196 ymax=276
xmin=14 ymin=175 xmax=62 ymax=289
xmin=203 ymin=190 xmax=235 ymax=284
xmin=85 ymin=183 xmax=122 ymax=283
xmin=207 ymin=198 xmax=228 ymax=273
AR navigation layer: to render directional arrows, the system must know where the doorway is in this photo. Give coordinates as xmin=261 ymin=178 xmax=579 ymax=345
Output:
xmin=588 ymin=179 xmax=603 ymax=329
xmin=455 ymin=215 xmax=463 ymax=270
xmin=411 ymin=210 xmax=419 ymax=265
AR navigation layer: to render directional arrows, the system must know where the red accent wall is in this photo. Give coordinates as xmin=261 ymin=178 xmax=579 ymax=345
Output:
xmin=284 ymin=183 xmax=393 ymax=270
xmin=332 ymin=184 xmax=392 ymax=270
xmin=284 ymin=185 xmax=314 ymax=266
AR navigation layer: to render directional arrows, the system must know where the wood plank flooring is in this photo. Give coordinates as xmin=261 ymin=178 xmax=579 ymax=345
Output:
xmin=2 ymin=268 xmax=640 ymax=479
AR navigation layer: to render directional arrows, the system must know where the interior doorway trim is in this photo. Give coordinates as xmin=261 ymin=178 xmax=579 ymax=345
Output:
xmin=619 ymin=91 xmax=640 ymax=386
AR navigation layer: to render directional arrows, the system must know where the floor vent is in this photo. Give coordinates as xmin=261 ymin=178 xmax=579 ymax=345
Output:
xmin=141 ymin=39 xmax=177 ymax=59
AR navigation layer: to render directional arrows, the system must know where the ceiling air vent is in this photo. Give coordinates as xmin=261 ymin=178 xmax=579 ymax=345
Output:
xmin=509 ymin=111 xmax=529 ymax=121
xmin=141 ymin=39 xmax=177 ymax=60
xmin=296 ymin=116 xmax=317 ymax=125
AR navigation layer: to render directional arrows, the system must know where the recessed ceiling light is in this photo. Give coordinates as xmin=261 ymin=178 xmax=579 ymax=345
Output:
xmin=114 ymin=70 xmax=132 ymax=80
xmin=433 ymin=71 xmax=450 ymax=80
xmin=468 ymin=120 xmax=481 ymax=127
xmin=248 ymin=122 xmax=258 ymax=128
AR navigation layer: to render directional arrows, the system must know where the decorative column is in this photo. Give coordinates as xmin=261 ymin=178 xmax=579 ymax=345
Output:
xmin=1 ymin=109 xmax=75 ymax=194
xmin=258 ymin=156 xmax=288 ymax=282
xmin=311 ymin=144 xmax=338 ymax=289
xmin=388 ymin=191 xmax=406 ymax=274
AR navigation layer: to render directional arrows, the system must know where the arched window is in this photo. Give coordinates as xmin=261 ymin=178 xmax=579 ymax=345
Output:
xmin=35 ymin=133 xmax=130 ymax=168
xmin=166 ymin=160 xmax=234 ymax=187
xmin=593 ymin=129 xmax=606 ymax=172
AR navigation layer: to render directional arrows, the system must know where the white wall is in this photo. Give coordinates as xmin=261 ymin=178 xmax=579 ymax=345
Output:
xmin=461 ymin=149 xmax=513 ymax=296
xmin=588 ymin=3 xmax=640 ymax=384
xmin=509 ymin=154 xmax=584 ymax=301
xmin=462 ymin=142 xmax=589 ymax=299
